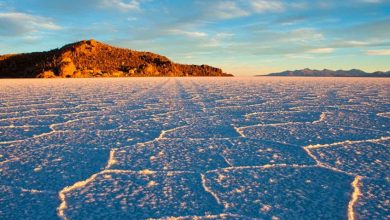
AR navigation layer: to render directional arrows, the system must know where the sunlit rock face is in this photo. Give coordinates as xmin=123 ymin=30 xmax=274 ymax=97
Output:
xmin=0 ymin=77 xmax=389 ymax=219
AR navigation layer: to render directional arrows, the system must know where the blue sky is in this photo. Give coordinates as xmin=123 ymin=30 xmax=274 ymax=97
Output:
xmin=0 ymin=0 xmax=389 ymax=75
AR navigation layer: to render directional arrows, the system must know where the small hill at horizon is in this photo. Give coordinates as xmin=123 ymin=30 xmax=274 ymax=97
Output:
xmin=0 ymin=39 xmax=233 ymax=78
xmin=260 ymin=68 xmax=390 ymax=77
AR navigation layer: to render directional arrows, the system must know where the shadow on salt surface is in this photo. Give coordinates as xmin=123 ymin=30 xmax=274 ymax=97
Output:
xmin=0 ymin=185 xmax=58 ymax=220
xmin=310 ymin=140 xmax=390 ymax=179
xmin=110 ymin=139 xmax=231 ymax=172
xmin=241 ymin=123 xmax=388 ymax=146
xmin=204 ymin=166 xmax=352 ymax=219
xmin=354 ymin=178 xmax=390 ymax=219
xmin=62 ymin=171 xmax=223 ymax=219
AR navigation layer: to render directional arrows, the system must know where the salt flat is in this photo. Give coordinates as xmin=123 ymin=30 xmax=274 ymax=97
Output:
xmin=0 ymin=77 xmax=389 ymax=219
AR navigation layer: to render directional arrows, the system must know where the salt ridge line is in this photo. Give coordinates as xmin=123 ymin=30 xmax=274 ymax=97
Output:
xmin=312 ymin=112 xmax=327 ymax=124
xmin=0 ymin=139 xmax=25 ymax=145
xmin=1 ymin=99 xmax=52 ymax=106
xmin=233 ymin=126 xmax=246 ymax=137
xmin=155 ymin=125 xmax=190 ymax=141
xmin=0 ymin=114 xmax=59 ymax=122
xmin=289 ymin=105 xmax=342 ymax=110
xmin=0 ymin=102 xmax=59 ymax=109
xmin=377 ymin=112 xmax=390 ymax=118
xmin=58 ymin=172 xmax=101 ymax=220
xmin=151 ymin=110 xmax=182 ymax=118
xmin=220 ymin=154 xmax=234 ymax=167
xmin=148 ymin=212 xmax=254 ymax=220
xmin=348 ymin=176 xmax=363 ymax=220
xmin=1 ymin=184 xmax=57 ymax=194
xmin=206 ymin=164 xmax=317 ymax=173
xmin=119 ymin=124 xmax=190 ymax=150
xmin=201 ymin=173 xmax=222 ymax=205
xmin=0 ymin=107 xmax=79 ymax=116
xmin=20 ymin=188 xmax=54 ymax=194
xmin=0 ymin=108 xmax=65 ymax=116
xmin=32 ymin=116 xmax=95 ymax=138
xmin=62 ymin=110 xmax=103 ymax=117
xmin=105 ymin=148 xmax=118 ymax=169
xmin=339 ymin=124 xmax=390 ymax=133
xmin=244 ymin=110 xmax=303 ymax=118
xmin=0 ymin=124 xmax=41 ymax=128
xmin=303 ymin=145 xmax=358 ymax=177
xmin=305 ymin=136 xmax=390 ymax=150
xmin=235 ymin=121 xmax=306 ymax=130
xmin=215 ymin=97 xmax=242 ymax=103
xmin=211 ymin=102 xmax=266 ymax=110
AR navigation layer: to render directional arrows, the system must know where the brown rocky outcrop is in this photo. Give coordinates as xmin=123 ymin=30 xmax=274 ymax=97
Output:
xmin=0 ymin=39 xmax=233 ymax=78
xmin=58 ymin=57 xmax=77 ymax=77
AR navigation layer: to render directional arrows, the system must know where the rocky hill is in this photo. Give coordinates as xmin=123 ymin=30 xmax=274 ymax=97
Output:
xmin=0 ymin=40 xmax=233 ymax=78
xmin=261 ymin=68 xmax=390 ymax=77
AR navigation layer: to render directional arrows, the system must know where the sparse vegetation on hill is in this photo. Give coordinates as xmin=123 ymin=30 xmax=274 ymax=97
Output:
xmin=0 ymin=39 xmax=233 ymax=78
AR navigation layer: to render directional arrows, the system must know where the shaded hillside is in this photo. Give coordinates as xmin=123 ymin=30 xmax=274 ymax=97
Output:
xmin=0 ymin=40 xmax=233 ymax=78
xmin=260 ymin=68 xmax=390 ymax=77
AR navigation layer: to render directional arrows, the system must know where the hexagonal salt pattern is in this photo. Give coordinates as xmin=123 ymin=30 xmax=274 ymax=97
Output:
xmin=0 ymin=77 xmax=389 ymax=219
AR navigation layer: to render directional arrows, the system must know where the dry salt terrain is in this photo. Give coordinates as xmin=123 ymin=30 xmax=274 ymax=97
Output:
xmin=0 ymin=77 xmax=389 ymax=220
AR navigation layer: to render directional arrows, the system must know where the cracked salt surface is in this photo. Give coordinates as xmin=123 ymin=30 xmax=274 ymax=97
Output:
xmin=0 ymin=77 xmax=389 ymax=219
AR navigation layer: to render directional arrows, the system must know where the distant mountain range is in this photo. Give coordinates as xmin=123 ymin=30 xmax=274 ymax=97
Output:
xmin=0 ymin=39 xmax=233 ymax=78
xmin=260 ymin=68 xmax=390 ymax=77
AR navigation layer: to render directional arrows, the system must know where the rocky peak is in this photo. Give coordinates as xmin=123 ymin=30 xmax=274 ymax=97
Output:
xmin=0 ymin=40 xmax=233 ymax=78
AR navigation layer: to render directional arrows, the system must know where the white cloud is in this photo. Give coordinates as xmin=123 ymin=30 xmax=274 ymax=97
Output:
xmin=169 ymin=29 xmax=208 ymax=38
xmin=342 ymin=40 xmax=370 ymax=46
xmin=285 ymin=54 xmax=314 ymax=59
xmin=359 ymin=0 xmax=382 ymax=3
xmin=208 ymin=0 xmax=288 ymax=20
xmin=284 ymin=28 xmax=325 ymax=43
xmin=101 ymin=0 xmax=141 ymax=11
xmin=215 ymin=32 xmax=234 ymax=38
xmin=366 ymin=49 xmax=390 ymax=55
xmin=307 ymin=48 xmax=334 ymax=53
xmin=0 ymin=12 xmax=61 ymax=36
xmin=212 ymin=1 xmax=249 ymax=19
xmin=250 ymin=0 xmax=285 ymax=13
